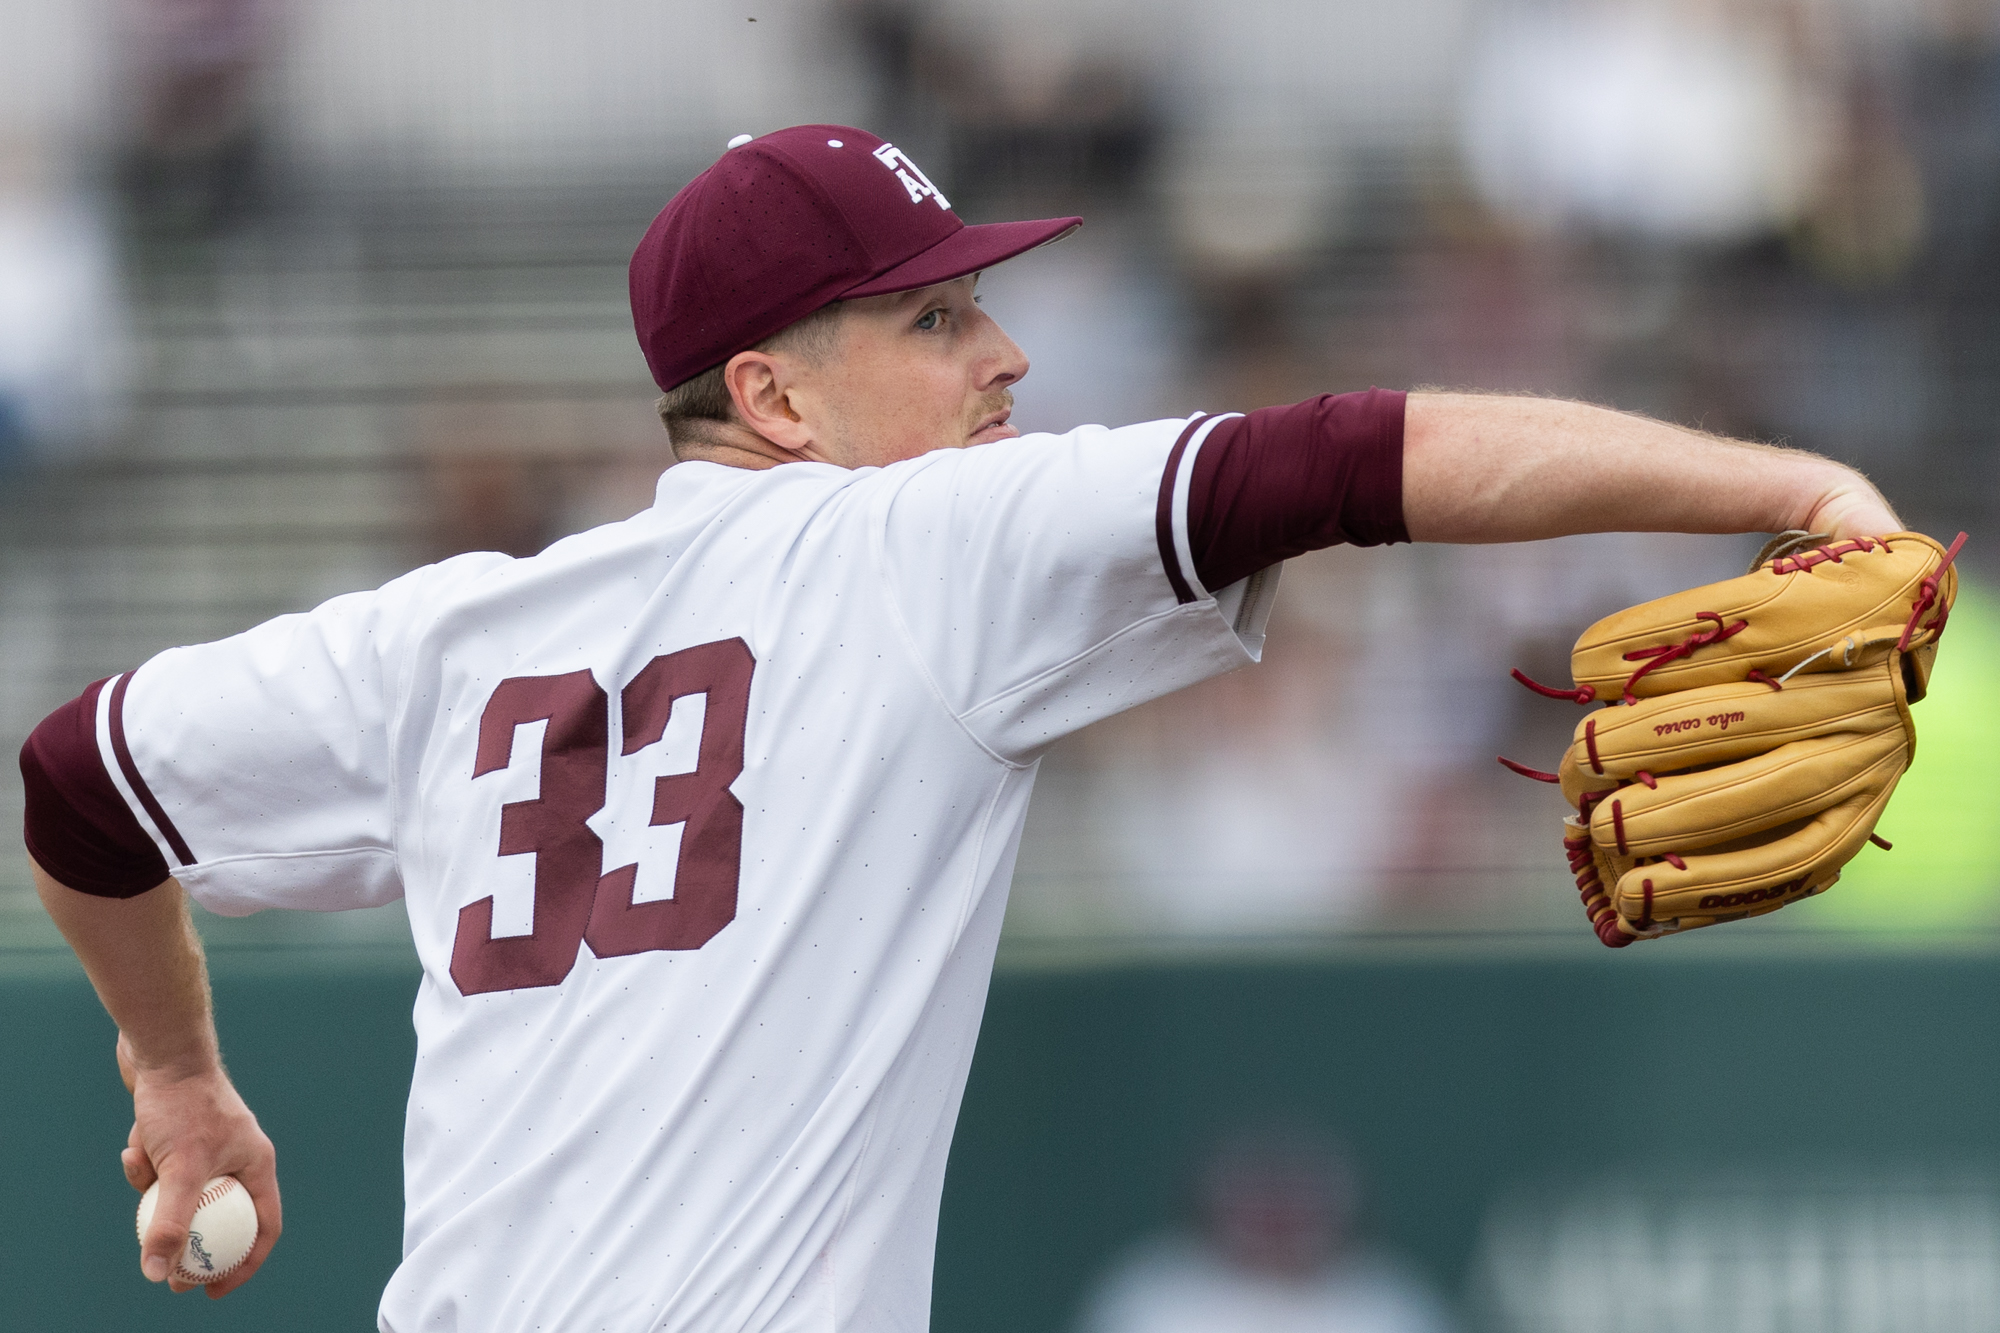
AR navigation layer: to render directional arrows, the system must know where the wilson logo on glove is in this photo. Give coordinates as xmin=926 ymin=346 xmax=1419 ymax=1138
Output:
xmin=1502 ymin=530 xmax=1966 ymax=948
xmin=1697 ymin=878 xmax=1810 ymax=912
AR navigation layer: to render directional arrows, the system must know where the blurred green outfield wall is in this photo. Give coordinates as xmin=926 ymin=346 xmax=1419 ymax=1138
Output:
xmin=3 ymin=947 xmax=1998 ymax=1329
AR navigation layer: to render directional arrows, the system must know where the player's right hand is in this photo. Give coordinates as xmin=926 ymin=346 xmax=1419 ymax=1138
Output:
xmin=1803 ymin=465 xmax=1903 ymax=541
xmin=117 ymin=1032 xmax=282 ymax=1298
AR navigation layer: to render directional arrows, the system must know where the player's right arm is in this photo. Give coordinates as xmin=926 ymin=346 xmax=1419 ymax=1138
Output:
xmin=31 ymin=858 xmax=280 ymax=1297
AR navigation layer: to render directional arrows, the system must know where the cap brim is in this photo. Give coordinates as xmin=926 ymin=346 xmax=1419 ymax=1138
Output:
xmin=840 ymin=216 xmax=1081 ymax=299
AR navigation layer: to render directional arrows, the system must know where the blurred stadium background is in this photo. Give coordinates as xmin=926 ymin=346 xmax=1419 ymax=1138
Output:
xmin=2 ymin=0 xmax=1998 ymax=1328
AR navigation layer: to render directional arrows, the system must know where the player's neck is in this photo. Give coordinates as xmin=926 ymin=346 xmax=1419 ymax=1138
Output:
xmin=670 ymin=421 xmax=796 ymax=471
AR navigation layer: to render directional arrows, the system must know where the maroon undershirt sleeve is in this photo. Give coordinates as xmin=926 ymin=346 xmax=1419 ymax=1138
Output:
xmin=20 ymin=678 xmax=170 ymax=898
xmin=1182 ymin=388 xmax=1408 ymax=594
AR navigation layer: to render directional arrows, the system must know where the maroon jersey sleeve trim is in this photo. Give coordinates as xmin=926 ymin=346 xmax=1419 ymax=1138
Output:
xmin=20 ymin=678 xmax=173 ymax=898
xmin=1184 ymin=388 xmax=1408 ymax=593
xmin=1154 ymin=413 xmax=1210 ymax=605
xmin=107 ymin=671 xmax=196 ymax=867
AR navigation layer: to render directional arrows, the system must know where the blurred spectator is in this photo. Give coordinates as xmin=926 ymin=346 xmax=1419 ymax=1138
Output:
xmin=1047 ymin=552 xmax=1396 ymax=935
xmin=1460 ymin=0 xmax=1830 ymax=243
xmin=1905 ymin=0 xmax=2000 ymax=273
xmin=1901 ymin=0 xmax=2000 ymax=498
xmin=974 ymin=221 xmax=1180 ymax=436
xmin=1158 ymin=112 xmax=1352 ymax=402
xmin=1076 ymin=1128 xmax=1457 ymax=1333
xmin=116 ymin=0 xmax=279 ymax=234
xmin=838 ymin=0 xmax=1162 ymax=209
xmin=0 ymin=140 xmax=131 ymax=463
xmin=1793 ymin=74 xmax=1926 ymax=286
xmin=414 ymin=400 xmax=675 ymax=562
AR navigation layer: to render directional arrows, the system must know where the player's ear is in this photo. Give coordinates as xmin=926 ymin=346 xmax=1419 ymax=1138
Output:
xmin=722 ymin=351 xmax=813 ymax=456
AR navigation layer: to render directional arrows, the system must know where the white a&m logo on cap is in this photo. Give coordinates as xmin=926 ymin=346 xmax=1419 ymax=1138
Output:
xmin=873 ymin=143 xmax=951 ymax=211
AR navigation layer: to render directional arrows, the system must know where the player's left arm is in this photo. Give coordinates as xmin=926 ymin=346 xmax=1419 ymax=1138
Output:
xmin=1401 ymin=391 xmax=1902 ymax=543
xmin=31 ymin=860 xmax=281 ymax=1298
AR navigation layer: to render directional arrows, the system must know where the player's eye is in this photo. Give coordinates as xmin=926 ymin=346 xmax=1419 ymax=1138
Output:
xmin=915 ymin=309 xmax=943 ymax=331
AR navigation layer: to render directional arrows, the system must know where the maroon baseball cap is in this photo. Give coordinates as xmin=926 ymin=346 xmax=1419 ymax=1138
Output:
xmin=630 ymin=125 xmax=1081 ymax=392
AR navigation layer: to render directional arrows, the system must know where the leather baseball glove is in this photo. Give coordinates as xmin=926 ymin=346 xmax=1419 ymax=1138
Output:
xmin=1502 ymin=530 xmax=1965 ymax=947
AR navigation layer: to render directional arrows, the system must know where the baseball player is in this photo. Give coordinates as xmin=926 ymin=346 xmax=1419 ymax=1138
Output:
xmin=22 ymin=125 xmax=1900 ymax=1330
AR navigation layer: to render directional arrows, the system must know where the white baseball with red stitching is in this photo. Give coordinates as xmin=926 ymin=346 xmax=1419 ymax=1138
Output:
xmin=135 ymin=1176 xmax=257 ymax=1284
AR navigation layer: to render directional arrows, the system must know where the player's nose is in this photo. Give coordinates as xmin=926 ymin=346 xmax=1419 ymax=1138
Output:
xmin=975 ymin=314 xmax=1029 ymax=390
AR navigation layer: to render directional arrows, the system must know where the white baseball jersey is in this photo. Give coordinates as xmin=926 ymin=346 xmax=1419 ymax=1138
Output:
xmin=91 ymin=416 xmax=1277 ymax=1332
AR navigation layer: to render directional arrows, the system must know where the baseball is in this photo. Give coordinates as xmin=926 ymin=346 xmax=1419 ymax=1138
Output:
xmin=136 ymin=1176 xmax=257 ymax=1285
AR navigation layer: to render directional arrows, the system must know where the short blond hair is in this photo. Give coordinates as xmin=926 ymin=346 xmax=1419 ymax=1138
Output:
xmin=655 ymin=302 xmax=847 ymax=449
